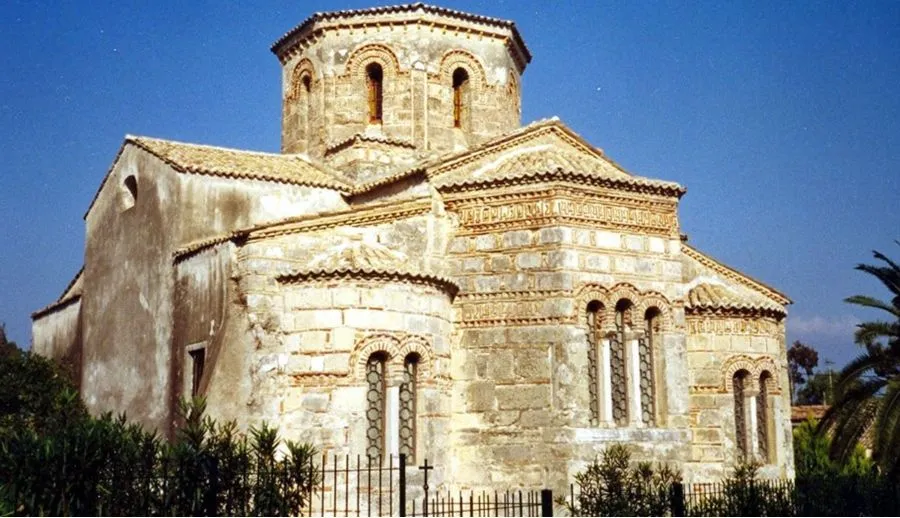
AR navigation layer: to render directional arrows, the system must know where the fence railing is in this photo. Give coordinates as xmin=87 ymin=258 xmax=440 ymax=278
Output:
xmin=567 ymin=475 xmax=900 ymax=517
xmin=305 ymin=453 xmax=548 ymax=517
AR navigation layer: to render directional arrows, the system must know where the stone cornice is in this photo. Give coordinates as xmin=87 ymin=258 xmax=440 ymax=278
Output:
xmin=271 ymin=3 xmax=531 ymax=72
xmin=277 ymin=268 xmax=459 ymax=297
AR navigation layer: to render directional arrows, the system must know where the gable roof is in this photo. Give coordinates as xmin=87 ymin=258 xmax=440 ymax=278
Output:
xmin=682 ymin=244 xmax=792 ymax=311
xmin=424 ymin=118 xmax=685 ymax=197
xmin=84 ymin=135 xmax=351 ymax=219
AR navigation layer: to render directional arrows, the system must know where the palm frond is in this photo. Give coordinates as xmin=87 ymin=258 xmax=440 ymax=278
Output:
xmin=873 ymin=380 xmax=900 ymax=473
xmin=832 ymin=352 xmax=887 ymax=395
xmin=853 ymin=321 xmax=900 ymax=346
xmin=855 ymin=263 xmax=900 ymax=296
xmin=845 ymin=296 xmax=900 ymax=318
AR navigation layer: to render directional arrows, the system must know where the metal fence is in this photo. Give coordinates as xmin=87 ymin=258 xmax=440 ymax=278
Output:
xmin=306 ymin=454 xmax=549 ymax=517
xmin=567 ymin=476 xmax=900 ymax=517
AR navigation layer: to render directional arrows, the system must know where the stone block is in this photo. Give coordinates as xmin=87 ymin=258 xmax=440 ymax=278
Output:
xmin=519 ymin=409 xmax=553 ymax=428
xmin=331 ymin=287 xmax=360 ymax=307
xmin=490 ymin=255 xmax=512 ymax=272
xmin=462 ymin=257 xmax=485 ymax=272
xmin=514 ymin=349 xmax=550 ymax=380
xmin=536 ymin=272 xmax=573 ymax=290
xmin=636 ymin=258 xmax=656 ymax=274
xmin=474 ymin=276 xmax=501 ymax=292
xmin=292 ymin=309 xmax=342 ymax=330
xmin=693 ymin=427 xmax=723 ymax=444
xmin=486 ymin=350 xmax=514 ymax=380
xmin=573 ymin=229 xmax=592 ymax=246
xmin=500 ymin=273 xmax=531 ymax=290
xmin=475 ymin=235 xmax=497 ymax=250
xmin=323 ymin=353 xmax=350 ymax=372
xmin=649 ymin=237 xmax=666 ymax=253
xmin=595 ymin=230 xmax=620 ymax=249
xmin=331 ymin=327 xmax=356 ymax=351
xmin=614 ymin=256 xmax=635 ymax=273
xmin=516 ymin=253 xmax=542 ymax=269
xmin=584 ymin=254 xmax=610 ymax=272
xmin=539 ymin=227 xmax=571 ymax=244
xmin=502 ymin=230 xmax=532 ymax=248
xmin=547 ymin=250 xmax=578 ymax=269
xmin=496 ymin=384 xmax=550 ymax=410
xmin=625 ymin=235 xmax=644 ymax=251
xmin=466 ymin=381 xmax=495 ymax=412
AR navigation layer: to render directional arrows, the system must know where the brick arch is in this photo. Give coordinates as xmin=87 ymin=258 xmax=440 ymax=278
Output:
xmin=438 ymin=49 xmax=488 ymax=90
xmin=288 ymin=58 xmax=317 ymax=101
xmin=343 ymin=43 xmax=401 ymax=79
xmin=507 ymin=69 xmax=521 ymax=121
xmin=754 ymin=357 xmax=780 ymax=394
xmin=352 ymin=333 xmax=401 ymax=380
xmin=723 ymin=355 xmax=757 ymax=392
xmin=607 ymin=283 xmax=641 ymax=329
xmin=397 ymin=335 xmax=434 ymax=379
xmin=635 ymin=292 xmax=674 ymax=333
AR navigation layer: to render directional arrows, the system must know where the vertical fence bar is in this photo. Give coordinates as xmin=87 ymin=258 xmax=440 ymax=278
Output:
xmin=356 ymin=455 xmax=361 ymax=517
xmin=540 ymin=489 xmax=553 ymax=518
xmin=345 ymin=454 xmax=350 ymax=517
xmin=399 ymin=454 xmax=407 ymax=517
xmin=367 ymin=455 xmax=372 ymax=518
xmin=389 ymin=455 xmax=394 ymax=516
xmin=671 ymin=481 xmax=685 ymax=517
xmin=378 ymin=455 xmax=383 ymax=517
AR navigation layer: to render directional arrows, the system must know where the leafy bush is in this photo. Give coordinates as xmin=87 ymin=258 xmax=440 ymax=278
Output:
xmin=563 ymin=444 xmax=680 ymax=516
xmin=0 ymin=385 xmax=318 ymax=516
xmin=687 ymin=462 xmax=794 ymax=517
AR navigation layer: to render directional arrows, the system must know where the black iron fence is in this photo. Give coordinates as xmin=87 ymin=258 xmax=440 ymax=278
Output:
xmin=567 ymin=476 xmax=900 ymax=517
xmin=306 ymin=453 xmax=549 ymax=517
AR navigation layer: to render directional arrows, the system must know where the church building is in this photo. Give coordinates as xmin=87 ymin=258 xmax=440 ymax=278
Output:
xmin=32 ymin=3 xmax=794 ymax=488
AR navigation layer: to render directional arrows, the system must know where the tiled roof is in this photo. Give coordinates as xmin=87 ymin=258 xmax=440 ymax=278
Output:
xmin=424 ymin=118 xmax=685 ymax=196
xmin=682 ymin=245 xmax=792 ymax=306
xmin=129 ymin=136 xmax=350 ymax=191
xmin=278 ymin=238 xmax=458 ymax=295
xmin=791 ymin=404 xmax=829 ymax=423
xmin=687 ymin=282 xmax=785 ymax=314
xmin=271 ymin=3 xmax=531 ymax=66
xmin=325 ymin=133 xmax=416 ymax=156
xmin=32 ymin=267 xmax=84 ymax=319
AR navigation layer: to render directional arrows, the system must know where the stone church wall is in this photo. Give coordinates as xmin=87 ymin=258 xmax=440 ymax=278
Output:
xmin=281 ymin=22 xmax=521 ymax=159
xmin=31 ymin=298 xmax=82 ymax=382
xmin=443 ymin=186 xmax=692 ymax=492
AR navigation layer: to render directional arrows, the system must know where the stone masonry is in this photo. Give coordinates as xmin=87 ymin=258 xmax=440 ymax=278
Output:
xmin=32 ymin=3 xmax=794 ymax=496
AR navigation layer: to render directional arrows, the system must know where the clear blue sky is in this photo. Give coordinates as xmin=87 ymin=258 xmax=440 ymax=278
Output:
xmin=1 ymin=1 xmax=897 ymax=369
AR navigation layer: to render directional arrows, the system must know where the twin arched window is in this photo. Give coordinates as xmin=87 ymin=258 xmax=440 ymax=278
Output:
xmin=586 ymin=299 xmax=658 ymax=427
xmin=733 ymin=369 xmax=773 ymax=463
xmin=366 ymin=351 xmax=419 ymax=461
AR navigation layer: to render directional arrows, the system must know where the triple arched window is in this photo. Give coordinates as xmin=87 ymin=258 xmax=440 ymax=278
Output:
xmin=366 ymin=351 xmax=420 ymax=462
xmin=586 ymin=297 xmax=660 ymax=428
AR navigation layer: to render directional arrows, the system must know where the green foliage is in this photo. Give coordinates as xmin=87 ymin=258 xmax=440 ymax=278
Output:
xmin=0 ymin=343 xmax=86 ymax=438
xmin=561 ymin=444 xmax=680 ymax=517
xmin=793 ymin=418 xmax=872 ymax=478
xmin=687 ymin=462 xmax=794 ymax=517
xmin=788 ymin=341 xmax=819 ymax=398
xmin=820 ymin=242 xmax=900 ymax=479
xmin=795 ymin=370 xmax=838 ymax=405
xmin=0 ymin=389 xmax=318 ymax=516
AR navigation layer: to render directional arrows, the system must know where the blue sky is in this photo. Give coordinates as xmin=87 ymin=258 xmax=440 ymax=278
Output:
xmin=1 ymin=1 xmax=897 ymax=369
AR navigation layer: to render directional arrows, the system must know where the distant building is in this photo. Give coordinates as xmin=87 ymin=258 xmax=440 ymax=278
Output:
xmin=32 ymin=3 xmax=794 ymax=488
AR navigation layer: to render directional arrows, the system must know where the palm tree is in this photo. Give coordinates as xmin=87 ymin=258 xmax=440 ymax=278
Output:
xmin=819 ymin=243 xmax=900 ymax=478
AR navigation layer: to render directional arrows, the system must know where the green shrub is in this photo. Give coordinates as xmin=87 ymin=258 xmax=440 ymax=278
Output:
xmin=563 ymin=444 xmax=680 ymax=516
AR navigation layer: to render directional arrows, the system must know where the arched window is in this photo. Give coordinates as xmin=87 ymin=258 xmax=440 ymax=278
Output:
xmin=399 ymin=354 xmax=419 ymax=461
xmin=611 ymin=300 xmax=631 ymax=426
xmin=757 ymin=371 xmax=772 ymax=463
xmin=640 ymin=308 xmax=660 ymax=426
xmin=301 ymin=74 xmax=312 ymax=151
xmin=121 ymin=175 xmax=137 ymax=210
xmin=586 ymin=301 xmax=603 ymax=426
xmin=366 ymin=63 xmax=383 ymax=124
xmin=366 ymin=352 xmax=387 ymax=460
xmin=733 ymin=369 xmax=751 ymax=460
xmin=452 ymin=67 xmax=469 ymax=129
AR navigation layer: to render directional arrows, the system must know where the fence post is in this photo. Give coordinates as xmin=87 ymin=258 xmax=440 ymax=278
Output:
xmin=540 ymin=489 xmax=553 ymax=517
xmin=671 ymin=482 xmax=685 ymax=517
xmin=419 ymin=459 xmax=432 ymax=517
xmin=205 ymin=457 xmax=219 ymax=517
xmin=399 ymin=454 xmax=407 ymax=517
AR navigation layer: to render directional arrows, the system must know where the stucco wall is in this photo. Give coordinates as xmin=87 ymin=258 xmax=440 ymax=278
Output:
xmin=31 ymin=298 xmax=83 ymax=383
